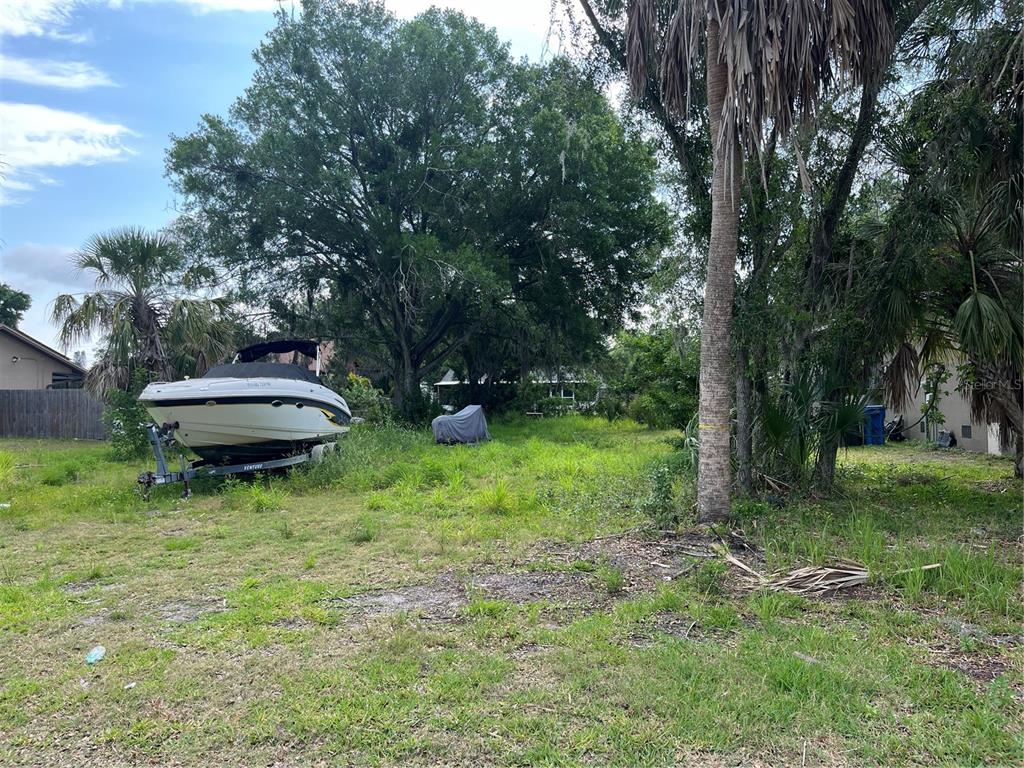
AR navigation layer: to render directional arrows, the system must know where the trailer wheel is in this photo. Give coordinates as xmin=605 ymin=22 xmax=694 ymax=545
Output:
xmin=311 ymin=444 xmax=326 ymax=463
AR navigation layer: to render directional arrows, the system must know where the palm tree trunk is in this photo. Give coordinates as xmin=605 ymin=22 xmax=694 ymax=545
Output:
xmin=814 ymin=437 xmax=840 ymax=490
xmin=697 ymin=18 xmax=742 ymax=524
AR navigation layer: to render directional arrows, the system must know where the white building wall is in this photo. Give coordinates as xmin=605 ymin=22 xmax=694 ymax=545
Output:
xmin=893 ymin=365 xmax=1004 ymax=455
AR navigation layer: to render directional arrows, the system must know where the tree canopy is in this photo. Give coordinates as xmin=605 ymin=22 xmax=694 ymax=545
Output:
xmin=168 ymin=0 xmax=670 ymax=415
xmin=0 ymin=283 xmax=31 ymax=328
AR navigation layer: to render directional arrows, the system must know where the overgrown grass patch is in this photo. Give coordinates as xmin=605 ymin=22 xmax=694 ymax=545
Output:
xmin=0 ymin=427 xmax=1019 ymax=766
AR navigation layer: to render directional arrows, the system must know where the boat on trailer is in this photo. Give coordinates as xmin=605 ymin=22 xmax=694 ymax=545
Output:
xmin=137 ymin=340 xmax=350 ymax=496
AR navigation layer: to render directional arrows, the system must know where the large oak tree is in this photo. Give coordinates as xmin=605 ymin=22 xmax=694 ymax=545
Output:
xmin=168 ymin=0 xmax=669 ymax=413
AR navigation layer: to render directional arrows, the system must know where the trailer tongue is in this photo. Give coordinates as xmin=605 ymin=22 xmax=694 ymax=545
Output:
xmin=137 ymin=423 xmax=335 ymax=499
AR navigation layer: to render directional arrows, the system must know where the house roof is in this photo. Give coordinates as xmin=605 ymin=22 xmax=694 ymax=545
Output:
xmin=0 ymin=324 xmax=87 ymax=374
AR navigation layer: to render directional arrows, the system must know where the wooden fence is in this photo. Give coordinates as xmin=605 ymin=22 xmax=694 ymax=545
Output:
xmin=0 ymin=389 xmax=106 ymax=440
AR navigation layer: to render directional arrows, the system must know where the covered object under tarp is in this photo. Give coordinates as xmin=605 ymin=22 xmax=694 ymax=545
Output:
xmin=432 ymin=405 xmax=491 ymax=444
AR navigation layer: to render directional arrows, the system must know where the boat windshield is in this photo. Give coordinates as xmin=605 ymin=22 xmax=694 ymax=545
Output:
xmin=203 ymin=362 xmax=320 ymax=384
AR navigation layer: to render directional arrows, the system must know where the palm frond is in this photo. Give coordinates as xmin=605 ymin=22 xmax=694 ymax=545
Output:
xmin=626 ymin=0 xmax=895 ymax=164
xmin=954 ymin=290 xmax=1015 ymax=364
xmin=84 ymin=353 xmax=131 ymax=397
xmin=52 ymin=291 xmax=115 ymax=348
xmin=626 ymin=0 xmax=658 ymax=98
xmin=882 ymin=342 xmax=920 ymax=413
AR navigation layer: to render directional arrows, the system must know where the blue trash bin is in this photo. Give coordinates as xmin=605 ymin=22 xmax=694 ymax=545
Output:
xmin=864 ymin=405 xmax=886 ymax=445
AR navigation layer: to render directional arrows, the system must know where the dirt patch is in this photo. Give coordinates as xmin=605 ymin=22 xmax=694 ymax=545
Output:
xmin=60 ymin=580 xmax=116 ymax=596
xmin=331 ymin=578 xmax=467 ymax=621
xmin=539 ymin=529 xmax=746 ymax=592
xmin=75 ymin=611 xmax=109 ymax=628
xmin=627 ymin=611 xmax=741 ymax=648
xmin=470 ymin=571 xmax=595 ymax=605
xmin=650 ymin=612 xmax=700 ymax=640
xmin=975 ymin=479 xmax=1018 ymax=494
xmin=940 ymin=617 xmax=1024 ymax=647
xmin=937 ymin=652 xmax=1010 ymax=682
xmin=508 ymin=641 xmax=552 ymax=660
xmin=327 ymin=569 xmax=603 ymax=622
xmin=157 ymin=596 xmax=228 ymax=623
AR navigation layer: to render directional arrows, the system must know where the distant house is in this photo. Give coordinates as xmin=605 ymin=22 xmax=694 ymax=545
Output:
xmin=0 ymin=324 xmax=86 ymax=390
xmin=432 ymin=369 xmax=599 ymax=409
xmin=891 ymin=364 xmax=1007 ymax=456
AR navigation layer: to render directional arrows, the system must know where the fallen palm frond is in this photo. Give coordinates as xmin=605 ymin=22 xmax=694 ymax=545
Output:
xmin=724 ymin=553 xmax=870 ymax=595
xmin=767 ymin=561 xmax=869 ymax=595
xmin=721 ymin=550 xmax=767 ymax=583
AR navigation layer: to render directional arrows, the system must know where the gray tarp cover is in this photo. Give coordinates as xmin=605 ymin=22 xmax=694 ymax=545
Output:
xmin=432 ymin=405 xmax=491 ymax=444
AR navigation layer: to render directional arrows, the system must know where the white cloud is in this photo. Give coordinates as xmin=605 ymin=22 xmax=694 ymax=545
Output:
xmin=169 ymin=0 xmax=278 ymax=10
xmin=0 ymin=0 xmax=76 ymax=37
xmin=385 ymin=0 xmax=573 ymax=59
xmin=0 ymin=1 xmax=558 ymax=41
xmin=1 ymin=243 xmax=83 ymax=288
xmin=0 ymin=242 xmax=93 ymax=353
xmin=0 ymin=0 xmax=276 ymax=39
xmin=0 ymin=102 xmax=133 ymax=203
xmin=0 ymin=53 xmax=115 ymax=89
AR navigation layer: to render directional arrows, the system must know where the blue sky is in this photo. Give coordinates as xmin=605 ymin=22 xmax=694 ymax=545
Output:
xmin=0 ymin=0 xmax=557 ymax=355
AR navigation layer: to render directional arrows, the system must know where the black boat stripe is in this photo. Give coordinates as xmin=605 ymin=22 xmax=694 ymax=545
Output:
xmin=140 ymin=396 xmax=350 ymax=421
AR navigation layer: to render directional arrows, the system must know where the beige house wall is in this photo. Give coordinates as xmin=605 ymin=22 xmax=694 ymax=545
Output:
xmin=0 ymin=333 xmax=80 ymax=390
xmin=893 ymin=365 xmax=1003 ymax=455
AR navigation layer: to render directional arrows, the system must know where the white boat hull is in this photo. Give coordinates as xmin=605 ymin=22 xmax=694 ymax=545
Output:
xmin=140 ymin=376 xmax=350 ymax=463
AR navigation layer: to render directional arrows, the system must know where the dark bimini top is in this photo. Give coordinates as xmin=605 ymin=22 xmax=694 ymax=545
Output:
xmin=203 ymin=362 xmax=320 ymax=384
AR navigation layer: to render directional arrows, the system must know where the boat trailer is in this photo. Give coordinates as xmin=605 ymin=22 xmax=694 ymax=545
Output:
xmin=137 ymin=423 xmax=336 ymax=499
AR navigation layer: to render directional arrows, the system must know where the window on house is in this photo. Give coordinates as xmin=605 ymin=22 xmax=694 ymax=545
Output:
xmin=920 ymin=421 xmax=925 ymax=433
xmin=961 ymin=425 xmax=972 ymax=439
xmin=50 ymin=372 xmax=83 ymax=389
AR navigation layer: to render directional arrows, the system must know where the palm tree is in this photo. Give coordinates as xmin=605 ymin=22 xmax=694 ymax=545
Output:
xmin=52 ymin=227 xmax=235 ymax=394
xmin=625 ymin=0 xmax=894 ymax=522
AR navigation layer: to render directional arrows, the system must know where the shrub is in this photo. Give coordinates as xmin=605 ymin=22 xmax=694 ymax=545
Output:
xmin=604 ymin=328 xmax=699 ymax=429
xmin=326 ymin=372 xmax=394 ymax=425
xmin=396 ymin=388 xmax=443 ymax=426
xmin=103 ymin=370 xmax=153 ymax=461
xmin=637 ymin=429 xmax=698 ymax=531
xmin=638 ymin=462 xmax=679 ymax=529
xmin=587 ymin=393 xmax=626 ymax=422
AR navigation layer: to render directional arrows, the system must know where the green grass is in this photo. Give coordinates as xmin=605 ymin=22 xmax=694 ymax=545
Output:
xmin=0 ymin=422 xmax=1020 ymax=766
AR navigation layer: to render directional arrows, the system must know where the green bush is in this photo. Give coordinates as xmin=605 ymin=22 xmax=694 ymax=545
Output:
xmin=637 ymin=425 xmax=697 ymax=530
xmin=327 ymin=372 xmax=394 ymax=425
xmin=509 ymin=381 xmax=596 ymax=416
xmin=587 ymin=393 xmax=626 ymax=422
xmin=103 ymin=370 xmax=153 ymax=461
xmin=603 ymin=327 xmax=699 ymax=429
xmin=638 ymin=462 xmax=679 ymax=529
